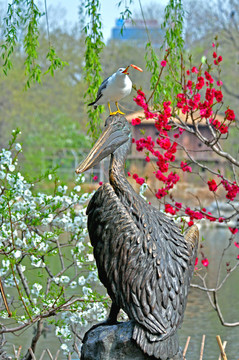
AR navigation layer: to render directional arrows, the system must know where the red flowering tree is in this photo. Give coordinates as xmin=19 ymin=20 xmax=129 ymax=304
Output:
xmin=129 ymin=42 xmax=239 ymax=327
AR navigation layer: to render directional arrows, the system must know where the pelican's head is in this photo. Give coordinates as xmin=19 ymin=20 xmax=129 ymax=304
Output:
xmin=76 ymin=115 xmax=131 ymax=174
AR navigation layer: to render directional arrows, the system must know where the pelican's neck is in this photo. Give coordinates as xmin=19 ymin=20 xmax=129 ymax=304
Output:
xmin=109 ymin=139 xmax=133 ymax=196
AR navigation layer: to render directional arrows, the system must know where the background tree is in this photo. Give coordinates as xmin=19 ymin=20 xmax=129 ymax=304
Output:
xmin=0 ymin=0 xmax=238 ymax=359
xmin=184 ymin=0 xmax=239 ymax=112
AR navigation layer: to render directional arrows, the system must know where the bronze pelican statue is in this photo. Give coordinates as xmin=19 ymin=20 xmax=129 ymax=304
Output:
xmin=76 ymin=115 xmax=198 ymax=360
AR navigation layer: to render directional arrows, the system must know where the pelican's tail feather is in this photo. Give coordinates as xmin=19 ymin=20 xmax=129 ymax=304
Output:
xmin=133 ymin=324 xmax=183 ymax=360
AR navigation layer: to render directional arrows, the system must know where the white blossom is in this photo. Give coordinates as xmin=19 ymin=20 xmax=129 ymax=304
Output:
xmin=31 ymin=256 xmax=45 ymax=268
xmin=61 ymin=344 xmax=69 ymax=352
xmin=78 ymin=276 xmax=86 ymax=286
xmin=60 ymin=276 xmax=70 ymax=284
xmin=0 ymin=171 xmax=5 ymax=179
xmin=14 ymin=250 xmax=22 ymax=259
xmin=15 ymin=143 xmax=22 ymax=151
xmin=31 ymin=283 xmax=43 ymax=296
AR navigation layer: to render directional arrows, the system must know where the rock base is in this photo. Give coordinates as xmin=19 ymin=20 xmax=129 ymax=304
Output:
xmin=80 ymin=321 xmax=182 ymax=360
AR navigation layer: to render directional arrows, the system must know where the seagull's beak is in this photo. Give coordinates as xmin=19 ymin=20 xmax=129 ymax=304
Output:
xmin=122 ymin=66 xmax=130 ymax=75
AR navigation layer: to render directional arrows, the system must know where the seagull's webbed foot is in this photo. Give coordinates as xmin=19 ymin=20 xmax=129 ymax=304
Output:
xmin=110 ymin=111 xmax=121 ymax=116
xmin=82 ymin=303 xmax=120 ymax=343
xmin=115 ymin=101 xmax=125 ymax=115
xmin=116 ymin=110 xmax=125 ymax=115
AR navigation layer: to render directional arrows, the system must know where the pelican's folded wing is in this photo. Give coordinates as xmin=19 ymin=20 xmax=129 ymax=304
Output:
xmin=86 ymin=183 xmax=196 ymax=340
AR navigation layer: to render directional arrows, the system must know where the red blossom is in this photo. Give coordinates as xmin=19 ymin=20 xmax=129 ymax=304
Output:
xmin=205 ymin=88 xmax=215 ymax=103
xmin=217 ymin=80 xmax=223 ymax=86
xmin=196 ymin=76 xmax=205 ymax=90
xmin=205 ymin=71 xmax=214 ymax=84
xmin=155 ymin=188 xmax=168 ymax=199
xmin=188 ymin=221 xmax=194 ymax=227
xmin=208 ymin=179 xmax=218 ymax=192
xmin=99 ymin=181 xmax=103 ymax=186
xmin=214 ymin=55 xmax=223 ymax=65
xmin=157 ymin=137 xmax=171 ymax=150
xmin=132 ymin=117 xmax=141 ymax=126
xmin=229 ymin=228 xmax=238 ymax=234
xmin=225 ymin=108 xmax=235 ymax=121
xmin=201 ymin=258 xmax=209 ymax=267
xmin=93 ymin=175 xmax=98 ymax=181
xmin=180 ymin=161 xmax=192 ymax=172
xmin=234 ymin=241 xmax=239 ymax=248
xmin=136 ymin=136 xmax=155 ymax=152
xmin=175 ymin=202 xmax=182 ymax=209
xmin=187 ymin=80 xmax=193 ymax=92
xmin=210 ymin=118 xmax=228 ymax=134
xmin=185 ymin=207 xmax=204 ymax=221
xmin=194 ymin=93 xmax=201 ymax=103
xmin=132 ymin=173 xmax=138 ymax=180
xmin=206 ymin=212 xmax=216 ymax=222
xmin=195 ymin=257 xmax=198 ymax=267
xmin=127 ymin=172 xmax=131 ymax=177
xmin=145 ymin=156 xmax=150 ymax=162
xmin=155 ymin=170 xmax=166 ymax=182
xmin=191 ymin=66 xmax=198 ymax=73
xmin=136 ymin=177 xmax=145 ymax=185
xmin=199 ymin=101 xmax=213 ymax=118
xmin=161 ymin=60 xmax=167 ymax=67
xmin=137 ymin=89 xmax=145 ymax=97
xmin=165 ymin=203 xmax=176 ymax=215
xmin=214 ymin=90 xmax=223 ymax=102
xmin=219 ymin=125 xmax=228 ymax=134
xmin=213 ymin=52 xmax=217 ymax=58
xmin=221 ymin=179 xmax=239 ymax=201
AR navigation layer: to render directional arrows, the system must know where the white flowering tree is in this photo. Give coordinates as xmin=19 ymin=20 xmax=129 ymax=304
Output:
xmin=0 ymin=130 xmax=108 ymax=358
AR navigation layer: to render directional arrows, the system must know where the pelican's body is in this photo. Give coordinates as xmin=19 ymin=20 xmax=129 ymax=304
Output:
xmin=76 ymin=115 xmax=198 ymax=359
xmin=88 ymin=67 xmax=132 ymax=115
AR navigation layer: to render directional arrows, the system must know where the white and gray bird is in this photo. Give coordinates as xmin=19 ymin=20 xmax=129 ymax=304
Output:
xmin=88 ymin=65 xmax=142 ymax=116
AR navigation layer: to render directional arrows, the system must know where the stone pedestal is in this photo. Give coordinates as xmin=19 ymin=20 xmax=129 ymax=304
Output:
xmin=80 ymin=321 xmax=182 ymax=360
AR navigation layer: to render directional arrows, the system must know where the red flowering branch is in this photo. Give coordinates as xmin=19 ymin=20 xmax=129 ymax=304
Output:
xmin=130 ymin=40 xmax=239 ymax=328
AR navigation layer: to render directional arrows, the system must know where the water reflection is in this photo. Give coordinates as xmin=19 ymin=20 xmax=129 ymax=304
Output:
xmin=179 ymin=226 xmax=239 ymax=359
xmin=4 ymin=227 xmax=239 ymax=359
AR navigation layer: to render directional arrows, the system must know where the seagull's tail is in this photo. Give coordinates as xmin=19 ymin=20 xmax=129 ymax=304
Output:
xmin=88 ymin=101 xmax=97 ymax=109
xmin=133 ymin=325 xmax=183 ymax=360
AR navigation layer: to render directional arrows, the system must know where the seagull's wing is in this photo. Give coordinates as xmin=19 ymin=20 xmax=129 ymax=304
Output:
xmin=88 ymin=76 xmax=110 ymax=106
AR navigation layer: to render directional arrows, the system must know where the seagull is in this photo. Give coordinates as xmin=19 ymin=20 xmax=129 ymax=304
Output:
xmin=88 ymin=64 xmax=143 ymax=116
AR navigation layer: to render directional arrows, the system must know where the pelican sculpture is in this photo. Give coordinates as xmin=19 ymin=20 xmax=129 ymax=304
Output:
xmin=76 ymin=115 xmax=198 ymax=360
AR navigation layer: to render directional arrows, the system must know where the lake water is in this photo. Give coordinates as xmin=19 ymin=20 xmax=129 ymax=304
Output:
xmin=3 ymin=226 xmax=239 ymax=359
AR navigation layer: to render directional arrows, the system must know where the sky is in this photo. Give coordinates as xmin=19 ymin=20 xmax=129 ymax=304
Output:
xmin=0 ymin=0 xmax=168 ymax=41
xmin=41 ymin=0 xmax=167 ymax=41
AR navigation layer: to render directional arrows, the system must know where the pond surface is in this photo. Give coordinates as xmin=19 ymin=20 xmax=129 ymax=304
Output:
xmin=179 ymin=226 xmax=239 ymax=359
xmin=4 ymin=227 xmax=239 ymax=359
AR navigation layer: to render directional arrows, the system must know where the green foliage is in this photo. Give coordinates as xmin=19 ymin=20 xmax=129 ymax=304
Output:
xmin=144 ymin=0 xmax=184 ymax=106
xmin=117 ymin=0 xmax=133 ymax=35
xmin=0 ymin=27 xmax=89 ymax=181
xmin=83 ymin=0 xmax=105 ymax=141
xmin=0 ymin=0 xmax=68 ymax=87
xmin=44 ymin=46 xmax=68 ymax=77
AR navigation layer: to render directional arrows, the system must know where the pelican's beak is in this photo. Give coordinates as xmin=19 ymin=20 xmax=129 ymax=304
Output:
xmin=76 ymin=117 xmax=129 ymax=174
xmin=122 ymin=65 xmax=130 ymax=75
